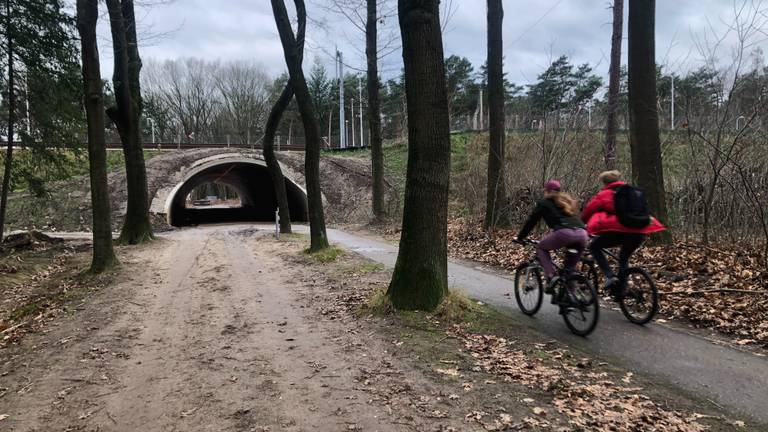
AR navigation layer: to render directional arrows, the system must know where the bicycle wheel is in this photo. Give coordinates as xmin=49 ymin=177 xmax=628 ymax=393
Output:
xmin=619 ymin=267 xmax=659 ymax=325
xmin=560 ymin=274 xmax=600 ymax=336
xmin=514 ymin=263 xmax=543 ymax=316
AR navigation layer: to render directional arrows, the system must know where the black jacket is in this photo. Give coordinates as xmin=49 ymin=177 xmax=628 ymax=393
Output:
xmin=517 ymin=198 xmax=585 ymax=240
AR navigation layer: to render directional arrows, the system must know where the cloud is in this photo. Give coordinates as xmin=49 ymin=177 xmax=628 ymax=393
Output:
xmin=99 ymin=0 xmax=767 ymax=86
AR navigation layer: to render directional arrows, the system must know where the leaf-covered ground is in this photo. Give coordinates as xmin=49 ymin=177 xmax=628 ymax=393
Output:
xmin=447 ymin=218 xmax=768 ymax=348
xmin=300 ymin=232 xmax=745 ymax=430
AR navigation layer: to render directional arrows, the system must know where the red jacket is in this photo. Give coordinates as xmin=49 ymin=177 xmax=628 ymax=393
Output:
xmin=581 ymin=181 xmax=666 ymax=235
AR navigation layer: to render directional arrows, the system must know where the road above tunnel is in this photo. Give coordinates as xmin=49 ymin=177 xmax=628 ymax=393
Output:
xmin=271 ymin=224 xmax=768 ymax=424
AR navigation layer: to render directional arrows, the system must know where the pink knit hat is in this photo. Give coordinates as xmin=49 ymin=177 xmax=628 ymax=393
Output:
xmin=544 ymin=180 xmax=562 ymax=192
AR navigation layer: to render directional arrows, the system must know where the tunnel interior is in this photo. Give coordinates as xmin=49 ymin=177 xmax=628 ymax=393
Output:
xmin=168 ymin=161 xmax=308 ymax=227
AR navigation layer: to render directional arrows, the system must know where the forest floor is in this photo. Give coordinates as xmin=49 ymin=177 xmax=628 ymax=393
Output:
xmin=0 ymin=225 xmax=754 ymax=431
xmin=444 ymin=218 xmax=768 ymax=349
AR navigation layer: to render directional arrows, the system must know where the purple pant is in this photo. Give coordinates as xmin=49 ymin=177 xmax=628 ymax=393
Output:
xmin=537 ymin=228 xmax=588 ymax=278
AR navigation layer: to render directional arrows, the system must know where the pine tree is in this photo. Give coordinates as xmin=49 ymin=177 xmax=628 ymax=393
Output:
xmin=0 ymin=0 xmax=78 ymax=241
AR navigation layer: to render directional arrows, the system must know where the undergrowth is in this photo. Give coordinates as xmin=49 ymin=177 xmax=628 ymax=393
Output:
xmin=302 ymin=245 xmax=345 ymax=263
xmin=362 ymin=288 xmax=486 ymax=326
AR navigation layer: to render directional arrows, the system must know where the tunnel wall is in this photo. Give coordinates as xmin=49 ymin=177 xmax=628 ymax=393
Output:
xmin=165 ymin=158 xmax=308 ymax=227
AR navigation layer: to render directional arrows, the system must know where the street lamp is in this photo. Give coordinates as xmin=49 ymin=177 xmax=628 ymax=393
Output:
xmin=146 ymin=117 xmax=156 ymax=145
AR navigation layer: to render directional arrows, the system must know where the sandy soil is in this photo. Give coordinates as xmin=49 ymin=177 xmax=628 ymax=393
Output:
xmin=1 ymin=224 xmax=752 ymax=431
xmin=0 ymin=226 xmax=478 ymax=431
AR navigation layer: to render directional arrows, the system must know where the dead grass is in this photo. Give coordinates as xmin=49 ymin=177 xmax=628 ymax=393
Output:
xmin=362 ymin=288 xmax=486 ymax=326
xmin=302 ymin=245 xmax=345 ymax=263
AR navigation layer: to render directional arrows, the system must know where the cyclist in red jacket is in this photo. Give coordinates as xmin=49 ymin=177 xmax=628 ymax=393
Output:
xmin=581 ymin=171 xmax=665 ymax=296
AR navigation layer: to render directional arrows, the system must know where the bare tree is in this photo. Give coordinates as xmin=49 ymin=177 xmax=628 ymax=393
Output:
xmin=367 ymin=0 xmax=386 ymax=222
xmin=262 ymin=4 xmax=308 ymax=235
xmin=484 ymin=0 xmax=506 ymax=229
xmin=604 ymin=0 xmax=623 ymax=170
xmin=106 ymin=0 xmax=154 ymax=244
xmin=387 ymin=0 xmax=451 ymax=310
xmin=215 ymin=62 xmax=271 ymax=145
xmin=322 ymin=0 xmax=397 ymax=222
xmin=628 ymin=0 xmax=671 ymax=242
xmin=144 ymin=59 xmax=221 ymax=143
xmin=76 ymin=0 xmax=118 ymax=273
xmin=271 ymin=0 xmax=330 ymax=252
xmin=683 ymin=0 xmax=768 ymax=244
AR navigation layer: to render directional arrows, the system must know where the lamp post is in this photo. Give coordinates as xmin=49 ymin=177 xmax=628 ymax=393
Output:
xmin=351 ymin=98 xmax=356 ymax=148
xmin=146 ymin=117 xmax=156 ymax=144
xmin=671 ymin=76 xmax=675 ymax=130
xmin=358 ymin=76 xmax=364 ymax=147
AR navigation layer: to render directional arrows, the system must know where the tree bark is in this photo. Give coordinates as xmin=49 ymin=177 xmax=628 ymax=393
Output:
xmin=263 ymin=2 xmax=308 ymax=235
xmin=604 ymin=0 xmax=623 ymax=170
xmin=106 ymin=0 xmax=153 ymax=245
xmin=76 ymin=0 xmax=118 ymax=273
xmin=387 ymin=0 xmax=451 ymax=311
xmin=484 ymin=0 xmax=507 ymax=230
xmin=0 ymin=0 xmax=14 ymax=242
xmin=271 ymin=0 xmax=329 ymax=251
xmin=628 ymin=0 xmax=671 ymax=243
xmin=367 ymin=0 xmax=386 ymax=222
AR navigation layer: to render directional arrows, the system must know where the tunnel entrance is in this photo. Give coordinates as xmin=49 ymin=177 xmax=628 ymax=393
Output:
xmin=186 ymin=182 xmax=243 ymax=209
xmin=167 ymin=159 xmax=308 ymax=227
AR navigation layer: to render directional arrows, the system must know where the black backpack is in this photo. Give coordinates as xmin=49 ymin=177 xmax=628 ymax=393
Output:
xmin=614 ymin=185 xmax=651 ymax=228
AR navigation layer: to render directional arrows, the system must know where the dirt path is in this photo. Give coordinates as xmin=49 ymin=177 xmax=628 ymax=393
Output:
xmin=1 ymin=226 xmax=468 ymax=431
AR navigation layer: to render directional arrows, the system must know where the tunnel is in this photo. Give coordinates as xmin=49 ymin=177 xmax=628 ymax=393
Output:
xmin=166 ymin=159 xmax=308 ymax=227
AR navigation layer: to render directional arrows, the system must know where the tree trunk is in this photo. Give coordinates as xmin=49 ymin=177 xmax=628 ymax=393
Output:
xmin=106 ymin=0 xmax=153 ymax=245
xmin=271 ymin=0 xmax=329 ymax=251
xmin=76 ymin=0 xmax=118 ymax=273
xmin=484 ymin=0 xmax=507 ymax=230
xmin=628 ymin=0 xmax=671 ymax=243
xmin=604 ymin=0 xmax=623 ymax=170
xmin=0 ymin=0 xmax=14 ymax=242
xmin=387 ymin=0 xmax=451 ymax=311
xmin=367 ymin=0 xmax=386 ymax=222
xmin=263 ymin=3 xmax=307 ymax=235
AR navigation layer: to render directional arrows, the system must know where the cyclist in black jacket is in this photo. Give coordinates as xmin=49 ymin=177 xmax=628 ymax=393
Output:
xmin=516 ymin=180 xmax=588 ymax=292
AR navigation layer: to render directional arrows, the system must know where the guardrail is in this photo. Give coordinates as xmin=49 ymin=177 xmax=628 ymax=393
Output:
xmin=2 ymin=141 xmax=370 ymax=153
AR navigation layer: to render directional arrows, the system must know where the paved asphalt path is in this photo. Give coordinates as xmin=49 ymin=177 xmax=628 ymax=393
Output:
xmin=300 ymin=226 xmax=767 ymax=424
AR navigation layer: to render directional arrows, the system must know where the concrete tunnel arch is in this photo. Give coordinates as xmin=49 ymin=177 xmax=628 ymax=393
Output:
xmin=165 ymin=156 xmax=308 ymax=227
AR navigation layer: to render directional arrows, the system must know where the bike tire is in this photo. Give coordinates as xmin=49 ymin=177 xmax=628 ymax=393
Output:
xmin=619 ymin=267 xmax=659 ymax=325
xmin=514 ymin=263 xmax=543 ymax=316
xmin=561 ymin=274 xmax=600 ymax=337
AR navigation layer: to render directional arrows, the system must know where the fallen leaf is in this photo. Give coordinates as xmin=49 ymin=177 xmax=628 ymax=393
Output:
xmin=435 ymin=368 xmax=459 ymax=377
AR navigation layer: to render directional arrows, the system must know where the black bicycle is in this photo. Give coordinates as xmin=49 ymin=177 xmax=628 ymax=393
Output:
xmin=580 ymin=245 xmax=659 ymax=325
xmin=514 ymin=240 xmax=599 ymax=336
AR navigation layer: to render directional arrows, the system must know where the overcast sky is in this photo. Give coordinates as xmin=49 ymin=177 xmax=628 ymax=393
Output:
xmin=99 ymin=0 xmax=767 ymax=86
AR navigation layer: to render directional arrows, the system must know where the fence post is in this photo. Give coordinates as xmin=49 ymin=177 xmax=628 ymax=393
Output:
xmin=275 ymin=207 xmax=280 ymax=239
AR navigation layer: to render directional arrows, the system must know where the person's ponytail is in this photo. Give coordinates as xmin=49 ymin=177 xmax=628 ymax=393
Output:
xmin=552 ymin=192 xmax=578 ymax=216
